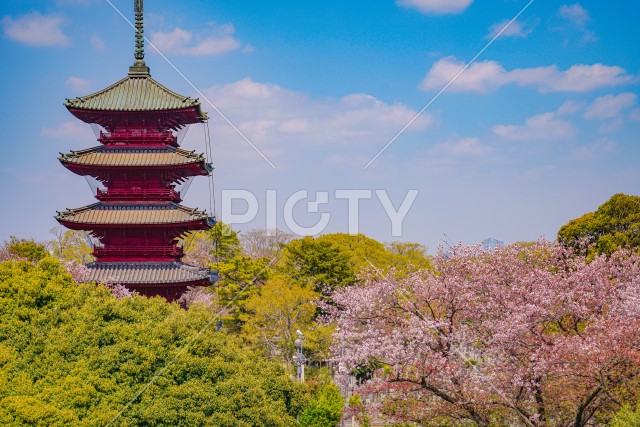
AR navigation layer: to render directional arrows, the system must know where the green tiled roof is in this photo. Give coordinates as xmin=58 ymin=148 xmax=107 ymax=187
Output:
xmin=64 ymin=74 xmax=206 ymax=118
xmin=85 ymin=261 xmax=217 ymax=285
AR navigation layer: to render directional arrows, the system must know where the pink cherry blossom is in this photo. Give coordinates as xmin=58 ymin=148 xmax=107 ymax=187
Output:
xmin=327 ymin=241 xmax=640 ymax=427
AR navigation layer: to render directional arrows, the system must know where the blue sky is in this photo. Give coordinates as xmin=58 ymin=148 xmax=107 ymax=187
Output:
xmin=0 ymin=0 xmax=638 ymax=252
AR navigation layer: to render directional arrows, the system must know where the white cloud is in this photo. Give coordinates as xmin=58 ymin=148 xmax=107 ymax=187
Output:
xmin=41 ymin=121 xmax=92 ymax=140
xmin=90 ymin=34 xmax=105 ymax=52
xmin=196 ymin=78 xmax=433 ymax=166
xmin=556 ymin=100 xmax=583 ymax=116
xmin=65 ymin=76 xmax=90 ymax=93
xmin=420 ymin=58 xmax=504 ymax=93
xmin=1 ymin=13 xmax=70 ymax=47
xmin=420 ymin=57 xmax=634 ymax=93
xmin=432 ymin=137 xmax=490 ymax=157
xmin=485 ymin=19 xmax=535 ymax=39
xmin=397 ymin=0 xmax=473 ymax=15
xmin=150 ymin=23 xmax=241 ymax=56
xmin=558 ymin=4 xmax=590 ymax=27
xmin=583 ymin=93 xmax=637 ymax=120
xmin=557 ymin=4 xmax=597 ymax=42
xmin=493 ymin=106 xmax=575 ymax=142
xmin=597 ymin=119 xmax=624 ymax=134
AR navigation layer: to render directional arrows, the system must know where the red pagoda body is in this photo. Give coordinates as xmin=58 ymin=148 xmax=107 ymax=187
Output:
xmin=56 ymin=0 xmax=216 ymax=301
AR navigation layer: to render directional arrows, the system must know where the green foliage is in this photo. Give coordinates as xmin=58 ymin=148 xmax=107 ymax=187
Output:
xmin=384 ymin=241 xmax=433 ymax=273
xmin=278 ymin=235 xmax=432 ymax=294
xmin=558 ymin=193 xmax=640 ymax=256
xmin=0 ymin=257 xmax=305 ymax=426
xmin=608 ymin=405 xmax=640 ymax=427
xmin=299 ymin=382 xmax=344 ymax=427
xmin=182 ymin=222 xmax=243 ymax=266
xmin=182 ymin=223 xmax=273 ymax=327
xmin=208 ymin=222 xmax=243 ymax=262
xmin=215 ymin=254 xmax=271 ymax=308
xmin=314 ymin=234 xmax=390 ymax=273
xmin=48 ymin=228 xmax=94 ymax=264
xmin=183 ymin=230 xmax=432 ymax=369
xmin=279 ymin=237 xmax=356 ymax=292
xmin=2 ymin=236 xmax=48 ymax=262
xmin=312 ymin=234 xmax=432 ymax=276
xmin=347 ymin=394 xmax=371 ymax=427
xmin=240 ymin=275 xmax=333 ymax=364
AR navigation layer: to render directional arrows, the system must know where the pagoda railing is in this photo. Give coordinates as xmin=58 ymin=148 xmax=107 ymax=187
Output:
xmin=97 ymin=188 xmax=180 ymax=201
xmin=100 ymin=130 xmax=176 ymax=145
xmin=93 ymin=245 xmax=184 ymax=259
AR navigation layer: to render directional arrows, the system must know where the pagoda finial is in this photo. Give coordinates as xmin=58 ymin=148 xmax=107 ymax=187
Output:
xmin=129 ymin=0 xmax=150 ymax=76
xmin=134 ymin=0 xmax=144 ymax=61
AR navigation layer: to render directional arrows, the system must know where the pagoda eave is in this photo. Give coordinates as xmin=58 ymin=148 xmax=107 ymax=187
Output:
xmin=84 ymin=261 xmax=218 ymax=301
xmin=126 ymin=281 xmax=212 ymax=302
xmin=67 ymin=107 xmax=206 ymax=131
xmin=56 ymin=219 xmax=214 ymax=232
xmin=59 ymin=162 xmax=210 ymax=179
xmin=131 ymin=279 xmax=214 ymax=289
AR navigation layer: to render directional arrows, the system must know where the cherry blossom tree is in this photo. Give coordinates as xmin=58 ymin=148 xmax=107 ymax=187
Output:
xmin=64 ymin=261 xmax=134 ymax=300
xmin=178 ymin=285 xmax=216 ymax=308
xmin=63 ymin=261 xmax=91 ymax=283
xmin=327 ymin=241 xmax=640 ymax=427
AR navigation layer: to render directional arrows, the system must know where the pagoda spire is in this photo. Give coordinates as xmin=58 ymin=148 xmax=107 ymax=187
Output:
xmin=129 ymin=0 xmax=150 ymax=76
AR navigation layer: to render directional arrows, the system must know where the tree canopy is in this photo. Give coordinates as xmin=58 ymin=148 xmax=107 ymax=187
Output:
xmin=0 ymin=257 xmax=305 ymax=426
xmin=558 ymin=193 xmax=640 ymax=256
xmin=48 ymin=227 xmax=94 ymax=265
xmin=0 ymin=236 xmax=48 ymax=262
xmin=298 ymin=382 xmax=343 ymax=427
xmin=328 ymin=241 xmax=640 ymax=427
xmin=278 ymin=237 xmax=356 ymax=292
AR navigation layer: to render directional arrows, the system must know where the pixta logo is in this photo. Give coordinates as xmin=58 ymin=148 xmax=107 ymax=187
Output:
xmin=220 ymin=189 xmax=418 ymax=237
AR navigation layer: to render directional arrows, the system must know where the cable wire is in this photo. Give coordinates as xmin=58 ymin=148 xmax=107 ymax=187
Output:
xmin=203 ymin=120 xmax=216 ymax=217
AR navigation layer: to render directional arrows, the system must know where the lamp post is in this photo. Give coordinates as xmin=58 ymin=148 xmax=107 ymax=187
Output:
xmin=292 ymin=330 xmax=307 ymax=383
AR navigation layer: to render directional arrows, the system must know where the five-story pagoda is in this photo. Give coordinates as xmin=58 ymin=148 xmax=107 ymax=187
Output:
xmin=56 ymin=0 xmax=217 ymax=301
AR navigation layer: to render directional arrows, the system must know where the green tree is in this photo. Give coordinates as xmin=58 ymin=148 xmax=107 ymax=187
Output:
xmin=283 ymin=234 xmax=432 ymax=288
xmin=182 ymin=222 xmax=242 ymax=266
xmin=314 ymin=234 xmax=391 ymax=273
xmin=299 ymin=382 xmax=344 ymax=427
xmin=347 ymin=394 xmax=371 ymax=427
xmin=0 ymin=256 xmax=305 ymax=426
xmin=1 ymin=236 xmax=48 ymax=262
xmin=48 ymin=227 xmax=94 ymax=264
xmin=240 ymin=275 xmax=332 ymax=365
xmin=558 ymin=193 xmax=640 ymax=256
xmin=608 ymin=406 xmax=640 ymax=427
xmin=182 ymin=223 xmax=274 ymax=318
xmin=385 ymin=241 xmax=432 ymax=273
xmin=279 ymin=237 xmax=356 ymax=292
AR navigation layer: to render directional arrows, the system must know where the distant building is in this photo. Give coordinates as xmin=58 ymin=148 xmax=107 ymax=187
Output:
xmin=482 ymin=238 xmax=505 ymax=251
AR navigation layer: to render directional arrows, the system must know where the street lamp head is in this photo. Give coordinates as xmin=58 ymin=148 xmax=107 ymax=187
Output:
xmin=294 ymin=338 xmax=302 ymax=347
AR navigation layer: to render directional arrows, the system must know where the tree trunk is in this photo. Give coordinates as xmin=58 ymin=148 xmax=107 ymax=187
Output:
xmin=573 ymin=386 xmax=602 ymax=427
